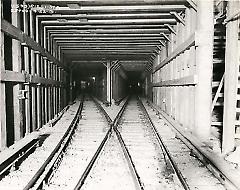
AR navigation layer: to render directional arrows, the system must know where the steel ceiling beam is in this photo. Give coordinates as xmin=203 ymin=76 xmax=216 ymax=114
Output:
xmin=41 ymin=18 xmax=177 ymax=25
xmin=25 ymin=0 xmax=189 ymax=70
xmin=60 ymin=47 xmax=157 ymax=51
xmin=57 ymin=44 xmax=159 ymax=48
xmin=62 ymin=49 xmax=155 ymax=53
xmin=50 ymin=33 xmax=168 ymax=37
xmin=44 ymin=25 xmax=168 ymax=29
xmin=37 ymin=13 xmax=173 ymax=20
xmin=47 ymin=28 xmax=171 ymax=34
xmin=53 ymin=37 xmax=166 ymax=40
xmin=56 ymin=41 xmax=162 ymax=44
xmin=50 ymin=5 xmax=186 ymax=13
xmin=25 ymin=0 xmax=188 ymax=6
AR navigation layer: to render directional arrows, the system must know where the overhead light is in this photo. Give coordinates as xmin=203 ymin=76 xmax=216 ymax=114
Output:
xmin=77 ymin=14 xmax=87 ymax=16
xmin=79 ymin=18 xmax=88 ymax=23
xmin=57 ymin=19 xmax=68 ymax=23
xmin=67 ymin=4 xmax=81 ymax=9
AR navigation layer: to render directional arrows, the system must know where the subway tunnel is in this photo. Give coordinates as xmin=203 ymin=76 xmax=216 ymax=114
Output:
xmin=0 ymin=0 xmax=240 ymax=189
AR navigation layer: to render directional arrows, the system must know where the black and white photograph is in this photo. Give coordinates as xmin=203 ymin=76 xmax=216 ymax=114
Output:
xmin=0 ymin=0 xmax=239 ymax=189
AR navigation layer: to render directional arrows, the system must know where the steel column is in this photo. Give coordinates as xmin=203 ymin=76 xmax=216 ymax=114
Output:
xmin=194 ymin=0 xmax=214 ymax=140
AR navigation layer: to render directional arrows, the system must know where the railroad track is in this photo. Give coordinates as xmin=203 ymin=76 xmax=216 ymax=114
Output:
xmin=0 ymin=95 xmax=228 ymax=190
xmin=141 ymin=97 xmax=228 ymax=190
xmin=74 ymin=96 xmax=191 ymax=190
xmin=77 ymin=96 xmax=226 ymax=190
xmin=0 ymin=96 xmax=83 ymax=190
xmin=114 ymin=97 xmax=186 ymax=190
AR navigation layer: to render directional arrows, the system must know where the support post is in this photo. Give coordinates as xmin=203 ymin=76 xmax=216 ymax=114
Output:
xmin=0 ymin=0 xmax=7 ymax=148
xmin=30 ymin=10 xmax=36 ymax=131
xmin=194 ymin=0 xmax=214 ymax=141
xmin=23 ymin=5 xmax=31 ymax=134
xmin=106 ymin=60 xmax=111 ymax=104
xmin=69 ymin=68 xmax=73 ymax=104
xmin=35 ymin=52 xmax=42 ymax=129
xmin=12 ymin=0 xmax=24 ymax=140
xmin=222 ymin=1 xmax=240 ymax=154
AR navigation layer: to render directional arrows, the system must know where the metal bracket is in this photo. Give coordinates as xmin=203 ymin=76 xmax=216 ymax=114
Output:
xmin=186 ymin=0 xmax=197 ymax=11
xmin=158 ymin=40 xmax=166 ymax=47
xmin=18 ymin=90 xmax=28 ymax=99
xmin=110 ymin=60 xmax=119 ymax=70
xmin=160 ymin=33 xmax=171 ymax=42
xmin=21 ymin=42 xmax=28 ymax=47
xmin=101 ymin=62 xmax=107 ymax=67
xmin=164 ymin=24 xmax=176 ymax=35
xmin=170 ymin=11 xmax=185 ymax=25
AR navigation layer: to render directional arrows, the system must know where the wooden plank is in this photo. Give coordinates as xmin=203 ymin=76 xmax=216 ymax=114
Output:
xmin=0 ymin=70 xmax=61 ymax=86
xmin=11 ymin=2 xmax=24 ymax=140
xmin=211 ymin=74 xmax=224 ymax=112
xmin=153 ymin=33 xmax=195 ymax=73
xmin=1 ymin=19 xmax=65 ymax=69
xmin=24 ymin=51 xmax=31 ymax=135
xmin=44 ymin=58 xmax=48 ymax=122
xmin=23 ymin=8 xmax=31 ymax=134
xmin=0 ymin=82 xmax=7 ymax=148
xmin=30 ymin=10 xmax=36 ymax=131
xmin=153 ymin=75 xmax=197 ymax=87
xmin=0 ymin=10 xmax=7 ymax=148
xmin=212 ymin=121 xmax=223 ymax=126
xmin=222 ymin=1 xmax=240 ymax=154
xmin=0 ymin=70 xmax=26 ymax=82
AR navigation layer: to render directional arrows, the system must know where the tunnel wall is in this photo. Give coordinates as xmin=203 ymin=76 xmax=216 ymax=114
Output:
xmin=112 ymin=70 xmax=127 ymax=102
xmin=0 ymin=0 xmax=68 ymax=149
xmin=148 ymin=3 xmax=214 ymax=142
xmin=93 ymin=71 xmax=106 ymax=101
xmin=93 ymin=68 xmax=127 ymax=104
xmin=143 ymin=74 xmax=153 ymax=101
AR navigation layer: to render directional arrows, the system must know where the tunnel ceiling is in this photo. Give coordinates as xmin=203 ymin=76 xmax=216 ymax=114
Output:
xmin=24 ymin=0 xmax=195 ymax=74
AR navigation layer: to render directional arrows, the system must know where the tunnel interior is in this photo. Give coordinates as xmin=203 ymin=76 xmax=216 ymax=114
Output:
xmin=1 ymin=0 xmax=237 ymax=154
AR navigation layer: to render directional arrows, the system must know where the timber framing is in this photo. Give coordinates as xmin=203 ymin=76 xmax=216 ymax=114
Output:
xmin=152 ymin=75 xmax=197 ymax=87
xmin=0 ymin=70 xmax=63 ymax=86
xmin=153 ymin=33 xmax=195 ymax=73
xmin=1 ymin=19 xmax=65 ymax=70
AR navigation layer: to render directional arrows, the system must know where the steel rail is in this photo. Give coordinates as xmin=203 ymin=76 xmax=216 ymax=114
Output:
xmin=146 ymin=100 xmax=239 ymax=190
xmin=23 ymin=95 xmax=85 ymax=190
xmin=73 ymin=96 xmax=128 ymax=189
xmin=0 ymin=104 xmax=70 ymax=179
xmin=74 ymin=96 xmax=144 ymax=190
xmin=110 ymin=96 xmax=145 ymax=190
xmin=114 ymin=129 xmax=145 ymax=190
xmin=137 ymin=96 xmax=190 ymax=190
xmin=0 ymin=139 xmax=39 ymax=177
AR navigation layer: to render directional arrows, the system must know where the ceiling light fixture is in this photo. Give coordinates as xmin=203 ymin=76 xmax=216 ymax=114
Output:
xmin=57 ymin=19 xmax=68 ymax=23
xmin=79 ymin=18 xmax=88 ymax=23
xmin=67 ymin=4 xmax=81 ymax=9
